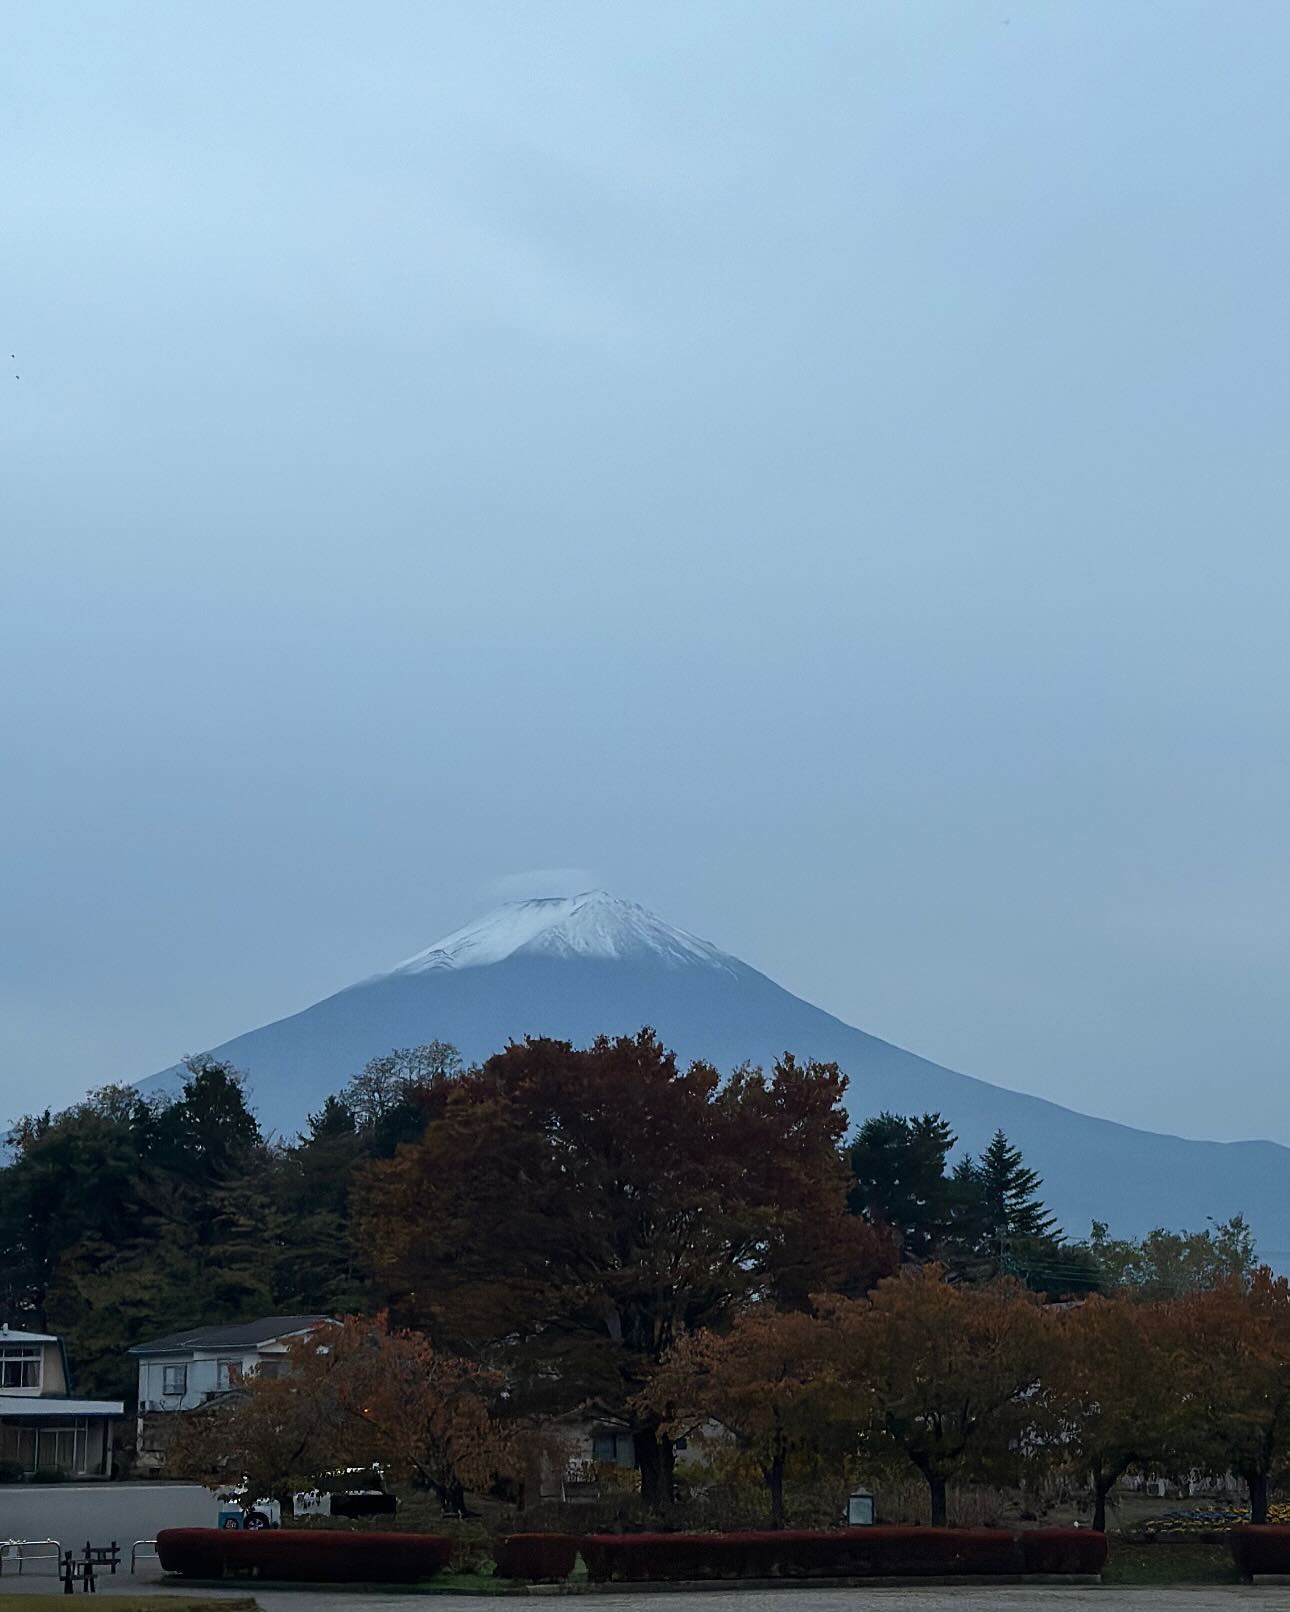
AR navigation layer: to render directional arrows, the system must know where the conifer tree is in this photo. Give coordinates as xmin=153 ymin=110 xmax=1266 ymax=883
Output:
xmin=847 ymin=1112 xmax=958 ymax=1259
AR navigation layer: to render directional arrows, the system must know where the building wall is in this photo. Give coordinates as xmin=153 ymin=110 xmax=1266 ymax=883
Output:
xmin=0 ymin=1339 xmax=67 ymax=1397
xmin=137 ymin=1347 xmax=286 ymax=1413
xmin=42 ymin=1341 xmax=69 ymax=1396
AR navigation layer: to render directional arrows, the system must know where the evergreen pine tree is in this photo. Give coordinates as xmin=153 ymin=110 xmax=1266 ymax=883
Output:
xmin=976 ymin=1129 xmax=1059 ymax=1247
xmin=847 ymin=1112 xmax=958 ymax=1258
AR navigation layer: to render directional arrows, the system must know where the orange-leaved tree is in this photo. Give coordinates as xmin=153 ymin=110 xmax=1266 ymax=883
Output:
xmin=165 ymin=1315 xmax=514 ymax=1514
xmin=820 ymin=1266 xmax=1049 ymax=1525
xmin=1167 ymin=1268 xmax=1290 ymax=1523
xmin=1046 ymin=1295 xmax=1189 ymax=1530
xmin=643 ymin=1306 xmax=839 ymax=1527
xmin=356 ymin=1032 xmax=893 ymax=1507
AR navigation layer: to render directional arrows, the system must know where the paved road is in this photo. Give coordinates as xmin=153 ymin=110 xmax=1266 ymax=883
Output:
xmin=1 ymin=1579 xmax=1288 ymax=1608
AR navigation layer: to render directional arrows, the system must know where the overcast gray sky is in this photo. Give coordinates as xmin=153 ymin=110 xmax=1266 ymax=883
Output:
xmin=3 ymin=1 xmax=1288 ymax=1144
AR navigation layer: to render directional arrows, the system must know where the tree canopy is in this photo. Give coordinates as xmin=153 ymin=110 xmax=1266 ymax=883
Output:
xmin=166 ymin=1315 xmax=513 ymax=1513
xmin=818 ymin=1267 xmax=1049 ymax=1525
xmin=356 ymin=1031 xmax=893 ymax=1505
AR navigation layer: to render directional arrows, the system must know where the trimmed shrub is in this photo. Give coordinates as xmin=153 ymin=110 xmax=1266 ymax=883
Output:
xmin=156 ymin=1527 xmax=451 ymax=1583
xmin=0 ymin=1460 xmax=26 ymax=1484
xmin=1020 ymin=1529 xmax=1107 ymax=1575
xmin=493 ymin=1533 xmax=580 ymax=1581
xmin=580 ymin=1528 xmax=1039 ymax=1582
xmin=1232 ymin=1525 xmax=1290 ymax=1578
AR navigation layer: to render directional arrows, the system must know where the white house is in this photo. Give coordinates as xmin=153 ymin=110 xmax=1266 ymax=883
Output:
xmin=128 ymin=1314 xmax=334 ymax=1472
xmin=0 ymin=1325 xmax=123 ymax=1478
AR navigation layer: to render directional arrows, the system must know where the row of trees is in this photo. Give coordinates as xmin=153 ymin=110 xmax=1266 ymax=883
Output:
xmin=169 ymin=1265 xmax=1290 ymax=1532
xmin=651 ymin=1267 xmax=1290 ymax=1528
xmin=0 ymin=1028 xmax=1265 ymax=1521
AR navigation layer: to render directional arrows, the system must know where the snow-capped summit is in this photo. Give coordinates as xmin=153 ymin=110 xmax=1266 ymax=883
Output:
xmin=390 ymin=890 xmax=738 ymax=976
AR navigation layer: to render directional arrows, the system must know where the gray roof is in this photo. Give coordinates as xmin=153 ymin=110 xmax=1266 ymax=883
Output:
xmin=128 ymin=1315 xmax=334 ymax=1356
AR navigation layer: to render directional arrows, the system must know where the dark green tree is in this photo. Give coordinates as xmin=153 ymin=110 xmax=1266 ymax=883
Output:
xmin=952 ymin=1130 xmax=1059 ymax=1258
xmin=847 ymin=1111 xmax=958 ymax=1259
xmin=270 ymin=1046 xmax=464 ymax=1313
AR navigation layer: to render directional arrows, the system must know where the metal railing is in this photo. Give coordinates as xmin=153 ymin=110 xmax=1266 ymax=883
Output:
xmin=130 ymin=1539 xmax=159 ymax=1574
xmin=0 ymin=1538 xmax=62 ymax=1576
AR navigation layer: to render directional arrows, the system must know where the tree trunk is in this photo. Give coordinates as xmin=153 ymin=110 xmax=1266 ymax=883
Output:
xmin=634 ymin=1424 xmax=675 ymax=1511
xmin=1247 ymin=1469 xmax=1269 ymax=1525
xmin=765 ymin=1449 xmax=786 ymax=1529
xmin=1092 ymin=1481 xmax=1109 ymax=1534
xmin=928 ymin=1473 xmax=947 ymax=1527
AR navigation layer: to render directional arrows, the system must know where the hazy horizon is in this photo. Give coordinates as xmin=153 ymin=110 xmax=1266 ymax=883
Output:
xmin=4 ymin=1 xmax=1289 ymax=1145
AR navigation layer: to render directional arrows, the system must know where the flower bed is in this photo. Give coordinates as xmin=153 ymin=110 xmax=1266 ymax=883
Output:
xmin=579 ymin=1527 xmax=1104 ymax=1582
xmin=156 ymin=1527 xmax=452 ymax=1583
xmin=1231 ymin=1524 xmax=1290 ymax=1578
xmin=493 ymin=1532 xmax=581 ymax=1581
xmin=1142 ymin=1504 xmax=1290 ymax=1536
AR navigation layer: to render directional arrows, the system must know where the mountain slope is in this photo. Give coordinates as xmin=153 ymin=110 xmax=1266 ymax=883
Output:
xmin=137 ymin=892 xmax=1290 ymax=1250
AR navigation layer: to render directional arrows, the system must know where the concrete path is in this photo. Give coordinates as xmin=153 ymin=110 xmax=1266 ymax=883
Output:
xmin=1 ymin=1578 xmax=1289 ymax=1608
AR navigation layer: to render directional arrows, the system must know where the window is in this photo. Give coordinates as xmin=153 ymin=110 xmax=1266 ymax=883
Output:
xmin=257 ymin=1359 xmax=284 ymax=1380
xmin=0 ymin=1422 xmax=37 ymax=1471
xmin=162 ymin=1364 xmax=187 ymax=1396
xmin=0 ymin=1347 xmax=42 ymax=1390
xmin=590 ymin=1429 xmax=634 ymax=1467
xmin=216 ymin=1359 xmax=241 ymax=1390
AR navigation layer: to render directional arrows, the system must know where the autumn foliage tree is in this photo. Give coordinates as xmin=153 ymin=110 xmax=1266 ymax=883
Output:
xmin=1045 ymin=1295 xmax=1188 ymax=1530
xmin=644 ymin=1307 xmax=839 ymax=1527
xmin=821 ymin=1267 xmax=1048 ymax=1525
xmin=357 ymin=1032 xmax=892 ymax=1507
xmin=1167 ymin=1270 xmax=1290 ymax=1524
xmin=166 ymin=1316 xmax=514 ymax=1514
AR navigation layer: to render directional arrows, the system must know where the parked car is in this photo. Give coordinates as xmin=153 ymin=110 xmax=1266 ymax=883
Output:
xmin=217 ymin=1494 xmax=282 ymax=1530
xmin=293 ymin=1467 xmax=398 ymax=1519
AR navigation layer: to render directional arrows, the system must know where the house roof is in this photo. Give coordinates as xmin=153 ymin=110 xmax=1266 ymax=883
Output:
xmin=0 ymin=1328 xmax=58 ymax=1344
xmin=0 ymin=1396 xmax=123 ymax=1417
xmin=127 ymin=1315 xmax=334 ymax=1356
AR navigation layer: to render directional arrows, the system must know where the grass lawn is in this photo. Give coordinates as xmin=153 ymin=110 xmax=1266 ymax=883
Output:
xmin=0 ymin=1602 xmax=257 ymax=1612
xmin=420 ymin=1571 xmax=521 ymax=1594
xmin=1103 ymin=1537 xmax=1241 ymax=1585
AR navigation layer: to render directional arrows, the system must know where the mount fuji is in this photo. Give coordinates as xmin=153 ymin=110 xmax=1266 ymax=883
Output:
xmin=138 ymin=890 xmax=1290 ymax=1250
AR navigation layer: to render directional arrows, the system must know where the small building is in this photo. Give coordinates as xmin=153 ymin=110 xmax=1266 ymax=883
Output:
xmin=0 ymin=1325 xmax=123 ymax=1479
xmin=127 ymin=1314 xmax=334 ymax=1474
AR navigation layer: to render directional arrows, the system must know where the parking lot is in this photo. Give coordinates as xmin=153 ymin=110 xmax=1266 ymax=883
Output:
xmin=0 ymin=1483 xmax=219 ymax=1565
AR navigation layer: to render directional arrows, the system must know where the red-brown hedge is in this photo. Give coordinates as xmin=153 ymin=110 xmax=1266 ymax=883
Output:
xmin=1020 ymin=1529 xmax=1107 ymax=1575
xmin=493 ymin=1533 xmax=580 ymax=1581
xmin=1232 ymin=1525 xmax=1290 ymax=1578
xmin=155 ymin=1527 xmax=452 ymax=1583
xmin=579 ymin=1528 xmax=1104 ymax=1582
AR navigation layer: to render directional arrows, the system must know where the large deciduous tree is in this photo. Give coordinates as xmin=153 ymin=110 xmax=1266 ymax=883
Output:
xmin=644 ymin=1307 xmax=837 ymax=1528
xmin=1046 ymin=1295 xmax=1187 ymax=1530
xmin=357 ymin=1031 xmax=892 ymax=1507
xmin=1168 ymin=1269 xmax=1290 ymax=1524
xmin=821 ymin=1266 xmax=1048 ymax=1525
